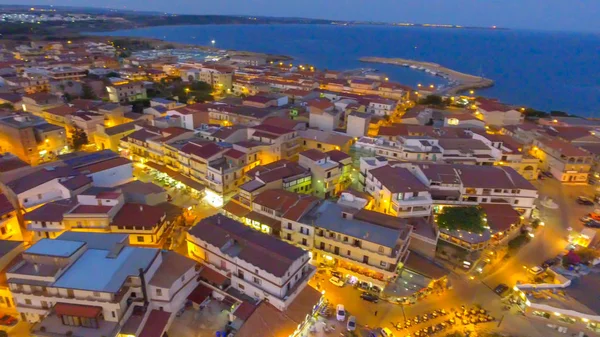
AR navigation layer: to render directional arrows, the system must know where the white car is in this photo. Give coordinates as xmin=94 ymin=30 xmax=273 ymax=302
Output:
xmin=347 ymin=316 xmax=356 ymax=331
xmin=528 ymin=266 xmax=544 ymax=275
xmin=336 ymin=304 xmax=346 ymax=322
xmin=329 ymin=276 xmax=345 ymax=287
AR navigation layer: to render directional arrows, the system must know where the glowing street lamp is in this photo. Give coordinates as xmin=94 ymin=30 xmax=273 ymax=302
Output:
xmin=211 ymin=40 xmax=216 ymax=45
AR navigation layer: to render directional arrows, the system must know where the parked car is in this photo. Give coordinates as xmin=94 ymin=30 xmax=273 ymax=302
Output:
xmin=347 ymin=316 xmax=356 ymax=331
xmin=577 ymin=196 xmax=595 ymax=205
xmin=360 ymin=292 xmax=379 ymax=303
xmin=380 ymin=327 xmax=395 ymax=337
xmin=541 ymin=171 xmax=553 ymax=178
xmin=370 ymin=285 xmax=382 ymax=293
xmin=542 ymin=257 xmax=561 ymax=268
xmin=528 ymin=266 xmax=545 ymax=275
xmin=581 ymin=215 xmax=593 ymax=222
xmin=331 ymin=271 xmax=342 ymax=278
xmin=0 ymin=314 xmax=17 ymax=326
xmin=494 ymin=283 xmax=509 ymax=297
xmin=584 ymin=220 xmax=600 ymax=228
xmin=329 ymin=276 xmax=345 ymax=287
xmin=336 ymin=304 xmax=346 ymax=321
xmin=357 ymin=281 xmax=371 ymax=291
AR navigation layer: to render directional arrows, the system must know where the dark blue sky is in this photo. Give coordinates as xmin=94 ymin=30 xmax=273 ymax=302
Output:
xmin=5 ymin=0 xmax=600 ymax=32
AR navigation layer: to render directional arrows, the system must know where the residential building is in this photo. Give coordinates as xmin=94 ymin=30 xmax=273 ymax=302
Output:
xmin=298 ymin=149 xmax=351 ymax=199
xmin=8 ymin=232 xmax=200 ymax=337
xmin=367 ymin=98 xmax=397 ymax=116
xmin=299 ymin=129 xmax=355 ymax=153
xmin=346 ymin=112 xmax=372 ymax=138
xmin=307 ymin=98 xmax=341 ymax=132
xmin=0 ymin=240 xmax=24 ymax=312
xmin=187 ymin=214 xmax=316 ymax=311
xmin=0 ymin=194 xmax=20 ymax=240
xmin=21 ymin=93 xmax=63 ymax=116
xmin=166 ymin=103 xmax=210 ymax=130
xmin=302 ymin=200 xmax=412 ymax=287
xmin=94 ymin=121 xmax=140 ymax=152
xmin=474 ymin=98 xmax=523 ymax=126
xmin=106 ymin=81 xmax=147 ymax=103
xmin=0 ymin=113 xmax=67 ymax=165
xmin=531 ymin=137 xmax=592 ymax=183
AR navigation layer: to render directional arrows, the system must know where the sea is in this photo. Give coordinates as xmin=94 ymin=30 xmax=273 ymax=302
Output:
xmin=91 ymin=24 xmax=600 ymax=117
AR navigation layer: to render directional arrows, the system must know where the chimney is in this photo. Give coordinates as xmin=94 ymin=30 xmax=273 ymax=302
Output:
xmin=33 ymin=263 xmax=39 ymax=274
xmin=139 ymin=268 xmax=149 ymax=306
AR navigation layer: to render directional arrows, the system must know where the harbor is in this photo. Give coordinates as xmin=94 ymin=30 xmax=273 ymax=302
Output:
xmin=360 ymin=56 xmax=495 ymax=95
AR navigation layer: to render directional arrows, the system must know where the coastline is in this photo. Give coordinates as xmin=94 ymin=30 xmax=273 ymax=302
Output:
xmin=85 ymin=35 xmax=294 ymax=62
xmin=360 ymin=56 xmax=494 ymax=95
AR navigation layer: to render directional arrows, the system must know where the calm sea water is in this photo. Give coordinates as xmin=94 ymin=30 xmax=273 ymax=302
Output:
xmin=93 ymin=24 xmax=600 ymax=116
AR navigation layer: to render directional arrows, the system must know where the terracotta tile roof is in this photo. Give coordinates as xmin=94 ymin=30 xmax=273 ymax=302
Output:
xmin=223 ymin=201 xmax=252 ymax=218
xmin=45 ymin=105 xmax=79 ymax=117
xmin=76 ymin=157 xmax=131 ymax=175
xmin=24 ymin=198 xmax=77 ymax=222
xmin=299 ymin=149 xmax=327 ymax=161
xmin=187 ymin=283 xmax=213 ymax=304
xmin=60 ymin=175 xmax=92 ymax=191
xmin=252 ymin=189 xmax=318 ymax=221
xmin=404 ymin=252 xmax=449 ymax=280
xmin=138 ymin=310 xmax=171 ymax=337
xmin=233 ymin=301 xmax=258 ymax=321
xmin=7 ymin=166 xmax=78 ymax=194
xmin=262 ymin=116 xmax=305 ymax=130
xmin=537 ymin=137 xmax=589 ymax=157
xmin=476 ymin=98 xmax=514 ymax=112
xmin=480 ymin=203 xmax=521 ymax=232
xmin=0 ymin=157 xmax=28 ymax=173
xmin=112 ymin=203 xmax=165 ymax=229
xmin=325 ymin=149 xmax=350 ymax=162
xmin=369 ymin=165 xmax=428 ymax=193
xmin=224 ymin=148 xmax=246 ymax=159
xmin=189 ymin=214 xmax=306 ymax=277
xmin=180 ymin=142 xmax=223 ymax=159
xmin=251 ymin=123 xmax=294 ymax=136
xmin=0 ymin=194 xmax=14 ymax=217
xmin=307 ymin=98 xmax=334 ymax=111
xmin=148 ymin=251 xmax=196 ymax=288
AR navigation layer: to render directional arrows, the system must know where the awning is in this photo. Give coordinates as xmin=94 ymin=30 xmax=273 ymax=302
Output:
xmin=54 ymin=303 xmax=102 ymax=318
xmin=145 ymin=162 xmax=205 ymax=192
xmin=199 ymin=266 xmax=228 ymax=286
xmin=187 ymin=283 xmax=213 ymax=304
xmin=223 ymin=201 xmax=251 ymax=218
xmin=245 ymin=211 xmax=282 ymax=231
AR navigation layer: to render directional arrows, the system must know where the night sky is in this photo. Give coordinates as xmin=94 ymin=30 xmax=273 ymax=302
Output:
xmin=2 ymin=0 xmax=599 ymax=32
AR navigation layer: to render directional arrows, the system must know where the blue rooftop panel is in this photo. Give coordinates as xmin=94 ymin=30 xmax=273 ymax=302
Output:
xmin=53 ymin=247 xmax=158 ymax=293
xmin=26 ymin=239 xmax=85 ymax=257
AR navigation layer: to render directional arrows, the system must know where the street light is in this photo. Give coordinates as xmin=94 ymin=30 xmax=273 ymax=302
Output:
xmin=211 ymin=40 xmax=216 ymax=45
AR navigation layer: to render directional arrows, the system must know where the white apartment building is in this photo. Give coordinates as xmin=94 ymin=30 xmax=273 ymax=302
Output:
xmin=360 ymin=157 xmax=539 ymax=218
xmin=186 ymin=214 xmax=316 ymax=311
xmin=7 ymin=232 xmax=199 ymax=337
xmin=300 ymin=200 xmax=412 ymax=287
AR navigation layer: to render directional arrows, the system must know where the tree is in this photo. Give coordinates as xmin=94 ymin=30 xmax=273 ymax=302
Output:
xmin=81 ymin=84 xmax=97 ymax=100
xmin=508 ymin=234 xmax=531 ymax=251
xmin=0 ymin=103 xmax=14 ymax=110
xmin=574 ymin=247 xmax=600 ymax=264
xmin=106 ymin=71 xmax=120 ymax=78
xmin=131 ymin=99 xmax=150 ymax=113
xmin=419 ymin=95 xmax=445 ymax=106
xmin=71 ymin=127 xmax=88 ymax=151
xmin=436 ymin=206 xmax=486 ymax=233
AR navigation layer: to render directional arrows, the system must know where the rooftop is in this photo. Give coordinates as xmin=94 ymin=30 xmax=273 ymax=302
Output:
xmin=189 ymin=214 xmax=306 ymax=277
xmin=25 ymin=239 xmax=85 ymax=258
xmin=148 ymin=251 xmax=196 ymax=288
xmin=370 ymin=165 xmax=429 ymax=193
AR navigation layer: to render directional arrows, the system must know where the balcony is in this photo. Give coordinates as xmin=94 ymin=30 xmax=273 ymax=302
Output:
xmin=315 ymin=246 xmax=397 ymax=278
xmin=317 ymin=236 xmax=399 ymax=261
xmin=393 ymin=195 xmax=432 ymax=206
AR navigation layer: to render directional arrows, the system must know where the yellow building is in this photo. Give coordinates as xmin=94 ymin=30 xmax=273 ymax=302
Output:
xmin=94 ymin=121 xmax=140 ymax=152
xmin=110 ymin=203 xmax=169 ymax=247
xmin=0 ymin=240 xmax=24 ymax=312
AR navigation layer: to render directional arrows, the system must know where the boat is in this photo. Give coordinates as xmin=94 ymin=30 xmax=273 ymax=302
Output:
xmin=410 ymin=65 xmax=417 ymax=69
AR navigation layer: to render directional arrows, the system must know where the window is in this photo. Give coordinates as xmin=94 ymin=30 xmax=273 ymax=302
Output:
xmin=37 ymin=194 xmax=42 ymax=200
xmin=378 ymin=246 xmax=384 ymax=253
xmin=156 ymin=289 xmax=162 ymax=296
xmin=238 ymin=283 xmax=245 ymax=290
xmin=286 ymin=234 xmax=292 ymax=240
xmin=347 ymin=250 xmax=351 ymax=256
xmin=136 ymin=236 xmax=144 ymax=243
xmin=317 ymin=143 xmax=322 ymax=149
xmin=380 ymin=261 xmax=387 ymax=267
xmin=253 ymin=276 xmax=261 ymax=285
xmin=25 ymin=299 xmax=32 ymax=305
xmin=112 ymin=311 xmax=116 ymax=318
xmin=23 ymin=198 xmax=28 ymax=203
xmin=514 ymin=200 xmax=519 ymax=205
xmin=93 ymin=291 xmax=100 ymax=297
xmin=181 ymin=275 xmax=185 ymax=282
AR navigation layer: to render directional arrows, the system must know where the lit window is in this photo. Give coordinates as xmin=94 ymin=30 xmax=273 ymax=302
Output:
xmin=447 ymin=118 xmax=459 ymax=125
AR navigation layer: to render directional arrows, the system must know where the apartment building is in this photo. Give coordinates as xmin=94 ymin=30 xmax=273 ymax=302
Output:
xmin=0 ymin=241 xmax=23 ymax=312
xmin=303 ymin=200 xmax=412 ymax=287
xmin=248 ymin=124 xmax=302 ymax=162
xmin=307 ymin=98 xmax=341 ymax=132
xmin=6 ymin=166 xmax=91 ymax=209
xmin=367 ymin=98 xmax=397 ymax=116
xmin=531 ymin=137 xmax=592 ymax=184
xmin=166 ymin=103 xmax=210 ymax=130
xmin=47 ymin=66 xmax=87 ymax=81
xmin=206 ymin=103 xmax=283 ymax=126
xmin=197 ymin=65 xmax=234 ymax=91
xmin=474 ymin=98 xmax=523 ymax=126
xmin=0 ymin=113 xmax=67 ymax=165
xmin=7 ymin=232 xmax=199 ymax=337
xmin=299 ymin=129 xmax=355 ymax=153
xmin=0 ymin=194 xmax=20 ymax=240
xmin=237 ymin=159 xmax=312 ymax=206
xmin=106 ymin=81 xmax=147 ymax=103
xmin=360 ymin=158 xmax=538 ymax=218
xmin=186 ymin=214 xmax=316 ymax=311
xmin=298 ymin=149 xmax=352 ymax=199
xmin=364 ymin=164 xmax=432 ymax=218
